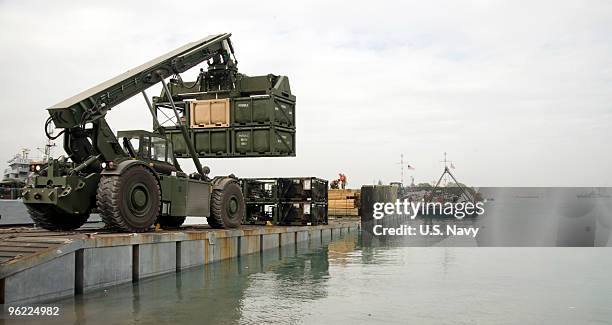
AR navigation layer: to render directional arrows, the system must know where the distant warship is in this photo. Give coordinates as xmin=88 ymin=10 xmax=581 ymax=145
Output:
xmin=1 ymin=149 xmax=34 ymax=200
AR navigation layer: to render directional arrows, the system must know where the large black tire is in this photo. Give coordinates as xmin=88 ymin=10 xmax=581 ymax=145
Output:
xmin=157 ymin=216 xmax=186 ymax=230
xmin=25 ymin=204 xmax=89 ymax=231
xmin=207 ymin=180 xmax=245 ymax=229
xmin=96 ymin=166 xmax=160 ymax=232
xmin=206 ymin=214 xmax=224 ymax=228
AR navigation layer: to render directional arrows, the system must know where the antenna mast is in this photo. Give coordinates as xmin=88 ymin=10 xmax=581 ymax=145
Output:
xmin=400 ymin=153 xmax=404 ymax=185
xmin=439 ymin=152 xmax=454 ymax=186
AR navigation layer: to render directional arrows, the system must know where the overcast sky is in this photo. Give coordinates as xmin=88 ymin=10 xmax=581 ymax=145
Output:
xmin=0 ymin=0 xmax=610 ymax=187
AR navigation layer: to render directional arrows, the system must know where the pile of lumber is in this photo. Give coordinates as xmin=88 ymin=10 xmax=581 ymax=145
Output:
xmin=328 ymin=189 xmax=360 ymax=217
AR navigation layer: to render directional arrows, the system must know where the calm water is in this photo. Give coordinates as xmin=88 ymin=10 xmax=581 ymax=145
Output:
xmin=27 ymin=232 xmax=612 ymax=324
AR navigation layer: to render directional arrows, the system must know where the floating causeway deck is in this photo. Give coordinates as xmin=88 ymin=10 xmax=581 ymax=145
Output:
xmin=0 ymin=221 xmax=360 ymax=304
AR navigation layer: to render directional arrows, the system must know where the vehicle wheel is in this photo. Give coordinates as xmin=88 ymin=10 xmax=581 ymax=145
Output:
xmin=25 ymin=204 xmax=89 ymax=231
xmin=97 ymin=166 xmax=160 ymax=232
xmin=206 ymin=215 xmax=223 ymax=228
xmin=208 ymin=180 xmax=244 ymax=228
xmin=157 ymin=216 xmax=186 ymax=229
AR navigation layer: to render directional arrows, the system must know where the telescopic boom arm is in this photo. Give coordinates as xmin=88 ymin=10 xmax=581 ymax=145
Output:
xmin=46 ymin=33 xmax=236 ymax=170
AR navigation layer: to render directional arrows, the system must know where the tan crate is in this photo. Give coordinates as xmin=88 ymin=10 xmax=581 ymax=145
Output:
xmin=190 ymin=99 xmax=230 ymax=128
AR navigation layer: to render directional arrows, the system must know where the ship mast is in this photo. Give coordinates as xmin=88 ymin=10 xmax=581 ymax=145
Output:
xmin=439 ymin=152 xmax=453 ymax=186
xmin=432 ymin=152 xmax=474 ymax=202
xmin=397 ymin=153 xmax=404 ymax=185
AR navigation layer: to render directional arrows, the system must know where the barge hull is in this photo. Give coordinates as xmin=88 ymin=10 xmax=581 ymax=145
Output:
xmin=0 ymin=222 xmax=359 ymax=304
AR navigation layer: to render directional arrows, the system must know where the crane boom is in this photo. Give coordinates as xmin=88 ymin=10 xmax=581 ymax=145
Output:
xmin=48 ymin=33 xmax=232 ymax=129
xmin=46 ymin=33 xmax=236 ymax=166
xmin=22 ymin=33 xmax=288 ymax=233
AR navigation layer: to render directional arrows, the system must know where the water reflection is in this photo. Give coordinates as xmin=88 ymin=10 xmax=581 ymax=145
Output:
xmin=29 ymin=232 xmax=355 ymax=325
xmin=14 ymin=230 xmax=612 ymax=325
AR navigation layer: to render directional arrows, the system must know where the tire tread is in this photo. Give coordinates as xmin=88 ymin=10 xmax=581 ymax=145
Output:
xmin=25 ymin=204 xmax=89 ymax=231
xmin=96 ymin=166 xmax=160 ymax=232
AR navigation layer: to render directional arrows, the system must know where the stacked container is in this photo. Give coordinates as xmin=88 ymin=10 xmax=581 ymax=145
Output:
xmin=160 ymin=74 xmax=296 ymax=158
xmin=240 ymin=177 xmax=328 ymax=226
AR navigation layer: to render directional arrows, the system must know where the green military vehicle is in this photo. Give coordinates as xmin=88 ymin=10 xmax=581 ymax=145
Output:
xmin=21 ymin=33 xmax=294 ymax=232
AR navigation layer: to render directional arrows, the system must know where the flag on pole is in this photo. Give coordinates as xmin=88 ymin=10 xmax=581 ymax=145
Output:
xmin=407 ymin=164 xmax=415 ymax=170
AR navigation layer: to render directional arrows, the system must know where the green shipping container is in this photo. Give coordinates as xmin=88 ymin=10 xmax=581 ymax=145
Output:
xmin=164 ymin=125 xmax=295 ymax=158
xmin=231 ymin=95 xmax=295 ymax=127
xmin=193 ymin=129 xmax=231 ymax=155
xmin=169 ymin=132 xmax=188 ymax=155
xmin=167 ymin=129 xmax=230 ymax=157
xmin=233 ymin=126 xmax=295 ymax=156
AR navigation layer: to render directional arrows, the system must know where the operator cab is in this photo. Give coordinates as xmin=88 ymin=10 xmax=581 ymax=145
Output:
xmin=117 ymin=130 xmax=177 ymax=175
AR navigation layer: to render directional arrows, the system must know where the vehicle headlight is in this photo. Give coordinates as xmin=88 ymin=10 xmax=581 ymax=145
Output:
xmin=35 ymin=165 xmax=41 ymax=171
xmin=101 ymin=162 xmax=107 ymax=169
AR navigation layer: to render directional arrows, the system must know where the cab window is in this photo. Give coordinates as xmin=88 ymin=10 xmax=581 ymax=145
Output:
xmin=141 ymin=137 xmax=151 ymax=158
xmin=122 ymin=136 xmax=141 ymax=158
xmin=151 ymin=137 xmax=168 ymax=162
xmin=121 ymin=134 xmax=171 ymax=163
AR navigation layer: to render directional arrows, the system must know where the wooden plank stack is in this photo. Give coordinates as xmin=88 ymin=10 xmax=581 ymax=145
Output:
xmin=328 ymin=189 xmax=360 ymax=217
